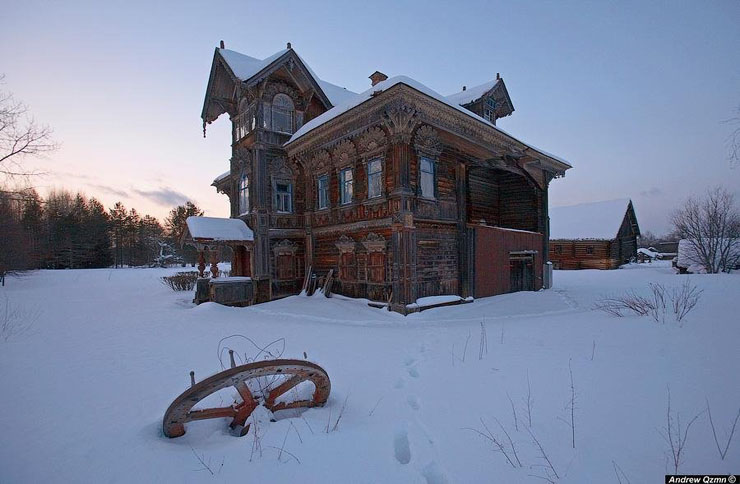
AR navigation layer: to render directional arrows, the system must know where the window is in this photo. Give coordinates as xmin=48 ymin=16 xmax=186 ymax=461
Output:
xmin=486 ymin=98 xmax=496 ymax=110
xmin=238 ymin=174 xmax=249 ymax=214
xmin=339 ymin=252 xmax=356 ymax=280
xmin=484 ymin=109 xmax=493 ymax=121
xmin=339 ymin=167 xmax=353 ymax=205
xmin=317 ymin=175 xmax=329 ymax=210
xmin=277 ymin=254 xmax=294 ymax=279
xmin=271 ymin=94 xmax=294 ymax=134
xmin=419 ymin=157 xmax=436 ymax=199
xmin=275 ymin=182 xmax=292 ymax=213
xmin=368 ymin=252 xmax=385 ymax=283
xmin=586 ymin=246 xmax=594 ymax=255
xmin=367 ymin=158 xmax=383 ymax=199
xmin=235 ymin=100 xmax=255 ymax=140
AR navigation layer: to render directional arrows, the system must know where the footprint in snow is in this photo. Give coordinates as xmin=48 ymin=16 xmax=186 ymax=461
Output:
xmin=394 ymin=430 xmax=411 ymax=465
xmin=407 ymin=395 xmax=420 ymax=411
xmin=421 ymin=461 xmax=449 ymax=484
xmin=407 ymin=366 xmax=420 ymax=378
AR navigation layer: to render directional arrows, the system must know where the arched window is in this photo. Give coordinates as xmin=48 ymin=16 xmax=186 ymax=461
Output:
xmin=239 ymin=173 xmax=249 ymax=215
xmin=271 ymin=93 xmax=294 ymax=134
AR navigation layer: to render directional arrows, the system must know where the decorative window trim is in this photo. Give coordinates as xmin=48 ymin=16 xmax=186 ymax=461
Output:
xmin=355 ymin=126 xmax=387 ymax=158
xmin=361 ymin=232 xmax=386 ymax=253
xmin=335 ymin=234 xmax=356 ymax=254
xmin=273 ymin=239 xmax=298 ymax=256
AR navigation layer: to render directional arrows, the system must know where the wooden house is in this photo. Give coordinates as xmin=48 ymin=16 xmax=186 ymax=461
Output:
xmin=549 ymin=199 xmax=640 ymax=270
xmin=201 ymin=42 xmax=571 ymax=313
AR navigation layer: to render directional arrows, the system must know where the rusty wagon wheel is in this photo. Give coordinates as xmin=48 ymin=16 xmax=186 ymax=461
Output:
xmin=163 ymin=357 xmax=331 ymax=438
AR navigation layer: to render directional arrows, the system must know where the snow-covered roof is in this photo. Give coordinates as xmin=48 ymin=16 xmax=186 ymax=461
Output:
xmin=219 ymin=48 xmax=357 ymax=107
xmin=212 ymin=170 xmax=230 ymax=185
xmin=286 ymin=75 xmax=571 ymax=169
xmin=185 ymin=216 xmax=254 ymax=242
xmin=549 ymin=199 xmax=632 ymax=240
xmin=446 ymin=79 xmax=500 ymax=106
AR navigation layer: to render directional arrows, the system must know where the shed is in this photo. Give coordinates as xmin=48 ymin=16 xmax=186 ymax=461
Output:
xmin=549 ymin=199 xmax=640 ymax=269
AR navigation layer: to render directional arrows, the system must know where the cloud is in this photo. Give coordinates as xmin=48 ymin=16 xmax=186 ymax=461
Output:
xmin=87 ymin=184 xmax=129 ymax=198
xmin=132 ymin=186 xmax=191 ymax=207
xmin=639 ymin=187 xmax=663 ymax=197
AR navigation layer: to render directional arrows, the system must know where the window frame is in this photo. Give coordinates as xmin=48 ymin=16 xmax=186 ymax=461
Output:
xmin=238 ymin=173 xmax=249 ymax=215
xmin=366 ymin=157 xmax=383 ymax=199
xmin=271 ymin=93 xmax=295 ymax=135
xmin=339 ymin=167 xmax=354 ymax=205
xmin=317 ymin=174 xmax=329 ymax=210
xmin=274 ymin=181 xmax=293 ymax=213
xmin=418 ymin=156 xmax=437 ymax=200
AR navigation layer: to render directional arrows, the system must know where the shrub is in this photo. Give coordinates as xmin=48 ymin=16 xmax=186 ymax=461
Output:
xmin=161 ymin=271 xmax=199 ymax=291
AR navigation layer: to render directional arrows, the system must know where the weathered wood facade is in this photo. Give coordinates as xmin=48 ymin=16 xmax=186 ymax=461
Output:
xmin=549 ymin=200 xmax=640 ymax=270
xmin=202 ymin=43 xmax=570 ymax=313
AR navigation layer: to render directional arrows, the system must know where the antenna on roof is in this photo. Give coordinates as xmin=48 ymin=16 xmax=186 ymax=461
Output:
xmin=287 ymin=42 xmax=292 ymax=49
xmin=220 ymin=40 xmax=225 ymax=49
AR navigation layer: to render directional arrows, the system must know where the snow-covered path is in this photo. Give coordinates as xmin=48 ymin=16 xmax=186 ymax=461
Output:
xmin=0 ymin=263 xmax=738 ymax=482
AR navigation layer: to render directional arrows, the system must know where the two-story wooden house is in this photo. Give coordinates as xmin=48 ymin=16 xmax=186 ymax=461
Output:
xmin=202 ymin=42 xmax=571 ymax=313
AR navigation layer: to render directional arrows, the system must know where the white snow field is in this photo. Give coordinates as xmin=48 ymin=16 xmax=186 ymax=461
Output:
xmin=0 ymin=262 xmax=738 ymax=482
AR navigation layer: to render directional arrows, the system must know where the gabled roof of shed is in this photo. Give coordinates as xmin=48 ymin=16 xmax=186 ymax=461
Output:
xmin=549 ymin=199 xmax=635 ymax=240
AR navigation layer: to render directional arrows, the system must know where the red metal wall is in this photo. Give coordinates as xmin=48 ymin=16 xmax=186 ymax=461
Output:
xmin=473 ymin=226 xmax=544 ymax=298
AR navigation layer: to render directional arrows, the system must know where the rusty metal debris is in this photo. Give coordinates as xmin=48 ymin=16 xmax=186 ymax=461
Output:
xmin=163 ymin=356 xmax=331 ymax=438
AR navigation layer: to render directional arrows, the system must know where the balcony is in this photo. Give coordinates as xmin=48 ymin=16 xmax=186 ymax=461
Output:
xmin=234 ymin=105 xmax=256 ymax=141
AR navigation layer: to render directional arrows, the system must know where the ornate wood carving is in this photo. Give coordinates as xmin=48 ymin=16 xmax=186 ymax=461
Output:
xmin=413 ymin=125 xmax=443 ymax=157
xmin=335 ymin=234 xmax=356 ymax=253
xmin=273 ymin=239 xmax=298 ymax=255
xmin=382 ymin=99 xmax=418 ymax=143
xmin=270 ymin=156 xmax=294 ymax=179
xmin=362 ymin=232 xmax=387 ymax=253
xmin=331 ymin=139 xmax=357 ymax=169
xmin=309 ymin=150 xmax=331 ymax=173
xmin=263 ymin=81 xmax=306 ymax=110
xmin=355 ymin=126 xmax=387 ymax=157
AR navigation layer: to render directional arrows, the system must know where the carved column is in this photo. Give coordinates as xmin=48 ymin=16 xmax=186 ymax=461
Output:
xmin=210 ymin=248 xmax=220 ymax=278
xmin=197 ymin=249 xmax=206 ymax=278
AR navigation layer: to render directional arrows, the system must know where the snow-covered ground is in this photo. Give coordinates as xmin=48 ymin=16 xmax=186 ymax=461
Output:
xmin=0 ymin=262 xmax=738 ymax=482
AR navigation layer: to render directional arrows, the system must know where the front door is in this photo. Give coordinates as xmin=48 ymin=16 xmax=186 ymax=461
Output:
xmin=509 ymin=254 xmax=534 ymax=292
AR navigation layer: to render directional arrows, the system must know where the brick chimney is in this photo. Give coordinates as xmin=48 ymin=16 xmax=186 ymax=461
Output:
xmin=369 ymin=71 xmax=388 ymax=87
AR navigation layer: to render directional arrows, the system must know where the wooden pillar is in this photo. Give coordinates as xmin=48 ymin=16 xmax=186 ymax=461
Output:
xmin=197 ymin=249 xmax=206 ymax=277
xmin=210 ymin=248 xmax=219 ymax=278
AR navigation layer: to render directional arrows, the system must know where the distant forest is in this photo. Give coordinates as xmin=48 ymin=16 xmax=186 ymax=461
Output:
xmin=0 ymin=188 xmax=203 ymax=277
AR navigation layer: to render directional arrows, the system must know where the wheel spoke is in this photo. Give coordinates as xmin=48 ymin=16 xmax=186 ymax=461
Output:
xmin=187 ymin=406 xmax=237 ymax=422
xmin=265 ymin=375 xmax=304 ymax=407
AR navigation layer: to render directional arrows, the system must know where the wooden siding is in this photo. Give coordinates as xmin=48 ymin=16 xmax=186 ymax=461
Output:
xmin=473 ymin=225 xmax=543 ymax=297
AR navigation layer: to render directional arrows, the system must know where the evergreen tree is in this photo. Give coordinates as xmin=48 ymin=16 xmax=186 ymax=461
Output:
xmin=165 ymin=201 xmax=203 ymax=265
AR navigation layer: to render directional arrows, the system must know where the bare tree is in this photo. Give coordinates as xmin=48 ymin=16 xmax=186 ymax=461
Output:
xmin=728 ymin=104 xmax=740 ymax=169
xmin=671 ymin=186 xmax=740 ymax=273
xmin=0 ymin=74 xmax=57 ymax=189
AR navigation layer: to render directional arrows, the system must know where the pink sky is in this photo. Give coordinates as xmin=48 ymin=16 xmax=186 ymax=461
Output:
xmin=2 ymin=0 xmax=739 ymax=234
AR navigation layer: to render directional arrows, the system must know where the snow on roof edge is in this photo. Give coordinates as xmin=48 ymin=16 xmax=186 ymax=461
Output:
xmin=285 ymin=76 xmax=572 ymax=169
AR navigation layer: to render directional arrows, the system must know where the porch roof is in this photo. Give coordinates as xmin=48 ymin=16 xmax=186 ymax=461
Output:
xmin=184 ymin=216 xmax=254 ymax=244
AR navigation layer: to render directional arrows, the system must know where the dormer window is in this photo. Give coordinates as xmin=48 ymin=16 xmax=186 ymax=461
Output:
xmin=271 ymin=93 xmax=294 ymax=134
